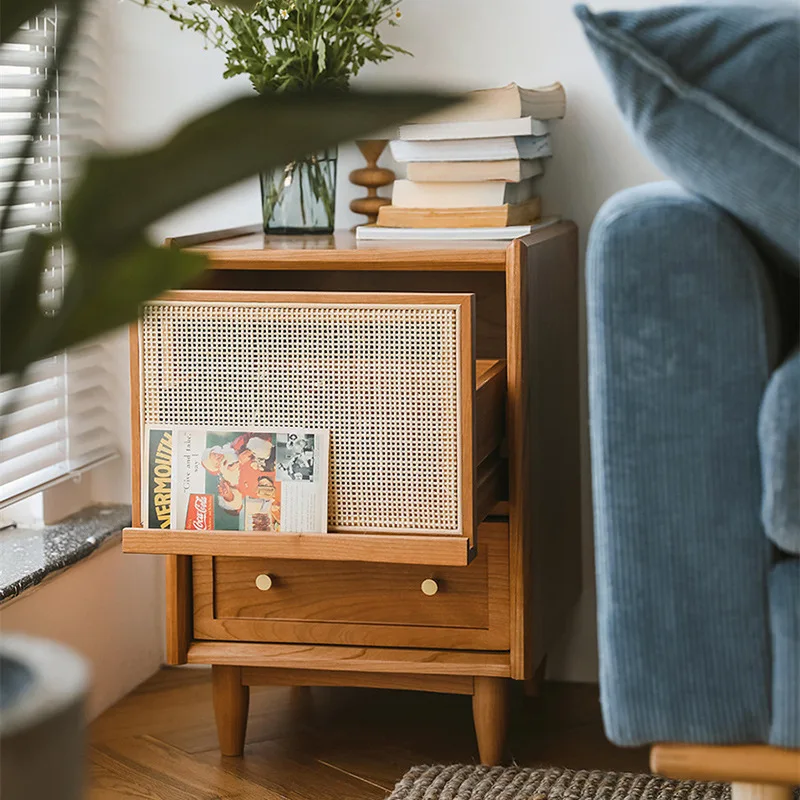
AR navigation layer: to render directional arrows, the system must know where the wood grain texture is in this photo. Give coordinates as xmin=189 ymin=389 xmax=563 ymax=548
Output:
xmin=131 ymin=322 xmax=190 ymax=665
xmin=472 ymin=677 xmax=510 ymax=766
xmin=213 ymin=546 xmax=489 ymax=628
xmin=732 ymin=785 xmax=794 ymax=800
xmin=91 ymin=736 xmax=267 ymax=799
xmin=475 ymin=359 xmax=507 ymax=465
xmin=191 ymin=521 xmax=510 ymax=651
xmin=124 ymin=528 xmax=471 ymax=566
xmin=652 ymin=744 xmax=800 ymax=785
xmin=461 ymin=288 xmax=477 ymax=549
xmin=188 ymin=230 xmax=510 ymax=271
xmin=165 ymin=225 xmax=262 ymax=250
xmin=128 ymin=323 xmax=142 ymax=527
xmin=187 ymin=642 xmax=512 ymax=677
xmin=166 ymin=555 xmax=193 ymax=666
xmin=89 ymin=667 xmax=652 ymax=798
xmin=211 ymin=665 xmax=249 ymax=757
xmin=505 ymin=222 xmax=582 ymax=679
xmin=240 ymin=668 xmax=474 ymax=695
xmin=377 ymin=198 xmax=541 ymax=228
xmin=202 ymin=270 xmax=507 ymax=361
xmin=157 ymin=288 xmax=474 ymax=308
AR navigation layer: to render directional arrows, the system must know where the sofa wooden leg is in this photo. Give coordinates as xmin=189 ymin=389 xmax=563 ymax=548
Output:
xmin=732 ymin=784 xmax=794 ymax=800
xmin=212 ymin=665 xmax=249 ymax=756
xmin=472 ymin=676 xmax=509 ymax=766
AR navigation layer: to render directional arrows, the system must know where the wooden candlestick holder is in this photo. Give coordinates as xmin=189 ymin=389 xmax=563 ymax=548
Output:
xmin=349 ymin=139 xmax=395 ymax=225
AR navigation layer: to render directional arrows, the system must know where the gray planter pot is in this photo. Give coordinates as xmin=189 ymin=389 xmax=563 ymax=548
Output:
xmin=0 ymin=634 xmax=90 ymax=800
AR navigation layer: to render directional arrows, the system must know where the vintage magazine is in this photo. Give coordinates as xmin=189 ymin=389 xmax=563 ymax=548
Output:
xmin=143 ymin=427 xmax=329 ymax=533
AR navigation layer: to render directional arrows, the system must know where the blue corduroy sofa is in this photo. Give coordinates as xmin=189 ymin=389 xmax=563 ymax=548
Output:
xmin=587 ymin=182 xmax=799 ymax=754
xmin=579 ymin=3 xmax=799 ymax=788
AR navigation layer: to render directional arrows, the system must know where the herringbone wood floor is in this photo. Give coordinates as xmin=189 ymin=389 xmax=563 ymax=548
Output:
xmin=89 ymin=667 xmax=649 ymax=799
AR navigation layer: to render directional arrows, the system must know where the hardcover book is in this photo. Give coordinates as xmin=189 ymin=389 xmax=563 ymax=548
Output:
xmin=376 ymin=197 xmax=541 ymax=228
xmin=391 ymin=177 xmax=538 ymax=209
xmin=389 ymin=134 xmax=552 ymax=163
xmin=398 ymin=116 xmax=549 ymax=141
xmin=144 ymin=426 xmax=330 ymax=533
xmin=405 ymin=159 xmax=543 ymax=183
xmin=355 ymin=217 xmax=560 ymax=241
xmin=413 ymin=82 xmax=566 ymax=124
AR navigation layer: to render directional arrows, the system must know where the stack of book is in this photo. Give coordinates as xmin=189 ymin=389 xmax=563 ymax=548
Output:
xmin=356 ymin=82 xmax=566 ymax=241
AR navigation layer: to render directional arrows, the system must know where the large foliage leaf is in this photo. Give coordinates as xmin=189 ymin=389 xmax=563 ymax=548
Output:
xmin=64 ymin=89 xmax=454 ymax=261
xmin=48 ymin=244 xmax=208 ymax=355
xmin=1 ymin=243 xmax=209 ymax=373
xmin=0 ymin=0 xmax=53 ymax=43
xmin=0 ymin=232 xmax=51 ymax=374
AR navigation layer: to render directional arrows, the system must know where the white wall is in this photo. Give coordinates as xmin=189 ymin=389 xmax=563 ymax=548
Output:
xmin=0 ymin=545 xmax=164 ymax=719
xmin=103 ymin=0 xmax=666 ymax=683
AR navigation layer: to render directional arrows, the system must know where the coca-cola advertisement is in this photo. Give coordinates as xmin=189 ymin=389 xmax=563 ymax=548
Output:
xmin=144 ymin=426 xmax=329 ymax=533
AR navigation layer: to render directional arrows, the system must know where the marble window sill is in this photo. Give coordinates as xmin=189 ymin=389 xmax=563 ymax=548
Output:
xmin=0 ymin=504 xmax=132 ymax=607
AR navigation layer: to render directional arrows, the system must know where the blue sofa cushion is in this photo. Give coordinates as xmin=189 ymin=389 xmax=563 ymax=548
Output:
xmin=575 ymin=3 xmax=800 ymax=273
xmin=768 ymin=558 xmax=800 ymax=746
xmin=588 ymin=182 xmax=773 ymax=746
xmin=759 ymin=351 xmax=800 ymax=555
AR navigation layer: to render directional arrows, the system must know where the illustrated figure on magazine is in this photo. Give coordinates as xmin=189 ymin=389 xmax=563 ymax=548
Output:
xmin=276 ymin=433 xmax=315 ymax=481
xmin=231 ymin=434 xmax=275 ymax=473
xmin=216 ymin=478 xmax=244 ymax=515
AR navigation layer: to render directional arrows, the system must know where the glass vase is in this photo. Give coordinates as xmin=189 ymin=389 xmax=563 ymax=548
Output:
xmin=260 ymin=148 xmax=337 ymax=234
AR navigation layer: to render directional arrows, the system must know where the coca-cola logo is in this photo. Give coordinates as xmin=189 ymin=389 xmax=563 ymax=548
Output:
xmin=185 ymin=493 xmax=214 ymax=530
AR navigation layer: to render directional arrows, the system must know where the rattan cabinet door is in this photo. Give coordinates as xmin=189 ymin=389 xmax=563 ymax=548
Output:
xmin=124 ymin=290 xmax=499 ymax=567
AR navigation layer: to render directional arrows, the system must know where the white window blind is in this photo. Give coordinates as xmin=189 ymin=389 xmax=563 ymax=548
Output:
xmin=0 ymin=4 xmax=118 ymax=508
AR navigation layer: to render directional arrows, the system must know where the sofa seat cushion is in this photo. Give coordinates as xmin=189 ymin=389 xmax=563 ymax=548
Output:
xmin=769 ymin=558 xmax=800 ymax=747
xmin=575 ymin=3 xmax=800 ymax=273
xmin=759 ymin=351 xmax=800 ymax=555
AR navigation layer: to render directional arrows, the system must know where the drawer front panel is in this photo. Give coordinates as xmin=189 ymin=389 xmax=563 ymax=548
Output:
xmin=193 ymin=521 xmax=510 ymax=650
xmin=213 ymin=556 xmax=487 ymax=628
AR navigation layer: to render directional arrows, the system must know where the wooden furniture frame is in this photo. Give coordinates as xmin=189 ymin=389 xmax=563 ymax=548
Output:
xmin=652 ymin=744 xmax=800 ymax=800
xmin=123 ymin=223 xmax=582 ymax=765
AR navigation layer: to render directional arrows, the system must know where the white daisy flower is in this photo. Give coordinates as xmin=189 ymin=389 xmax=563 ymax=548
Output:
xmin=279 ymin=8 xmax=289 ymax=19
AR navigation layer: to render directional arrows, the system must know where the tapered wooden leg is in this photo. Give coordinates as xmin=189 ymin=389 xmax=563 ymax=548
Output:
xmin=212 ymin=665 xmax=249 ymax=756
xmin=472 ymin=676 xmax=509 ymax=766
xmin=732 ymin=784 xmax=793 ymax=800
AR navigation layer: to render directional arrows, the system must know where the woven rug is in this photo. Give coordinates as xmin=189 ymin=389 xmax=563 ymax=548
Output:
xmin=386 ymin=766 xmax=735 ymax=800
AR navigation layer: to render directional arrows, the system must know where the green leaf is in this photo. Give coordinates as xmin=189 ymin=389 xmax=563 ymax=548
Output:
xmin=54 ymin=243 xmax=208 ymax=354
xmin=0 ymin=0 xmax=53 ymax=43
xmin=11 ymin=243 xmax=209 ymax=369
xmin=63 ymin=88 xmax=456 ymax=262
xmin=0 ymin=231 xmax=51 ymax=374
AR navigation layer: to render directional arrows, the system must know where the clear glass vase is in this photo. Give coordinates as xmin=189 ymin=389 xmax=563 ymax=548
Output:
xmin=260 ymin=149 xmax=337 ymax=234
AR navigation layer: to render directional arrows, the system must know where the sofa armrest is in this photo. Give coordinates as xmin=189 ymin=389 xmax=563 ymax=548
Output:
xmin=587 ymin=182 xmax=774 ymax=746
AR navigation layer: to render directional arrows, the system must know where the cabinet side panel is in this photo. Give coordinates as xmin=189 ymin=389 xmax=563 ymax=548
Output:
xmin=506 ymin=222 xmax=583 ymax=678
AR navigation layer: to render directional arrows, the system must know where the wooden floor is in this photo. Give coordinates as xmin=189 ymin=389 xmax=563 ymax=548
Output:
xmin=89 ymin=667 xmax=650 ymax=799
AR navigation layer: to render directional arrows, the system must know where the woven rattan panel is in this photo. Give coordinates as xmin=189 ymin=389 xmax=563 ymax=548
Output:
xmin=140 ymin=299 xmax=464 ymax=534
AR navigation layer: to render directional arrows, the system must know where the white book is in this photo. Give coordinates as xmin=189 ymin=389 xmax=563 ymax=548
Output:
xmin=399 ymin=116 xmax=549 ymax=141
xmin=417 ymin=82 xmax=566 ymax=124
xmin=406 ymin=159 xmax=543 ymax=183
xmin=355 ymin=217 xmax=560 ymax=242
xmin=390 ymin=135 xmax=551 ymax=163
xmin=392 ymin=178 xmax=539 ymax=209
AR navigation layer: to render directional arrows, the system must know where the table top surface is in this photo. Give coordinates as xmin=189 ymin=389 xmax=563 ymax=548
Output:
xmin=166 ymin=222 xmax=573 ymax=272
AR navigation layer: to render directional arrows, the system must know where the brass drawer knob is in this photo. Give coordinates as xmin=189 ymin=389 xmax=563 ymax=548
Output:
xmin=255 ymin=573 xmax=273 ymax=592
xmin=421 ymin=578 xmax=439 ymax=596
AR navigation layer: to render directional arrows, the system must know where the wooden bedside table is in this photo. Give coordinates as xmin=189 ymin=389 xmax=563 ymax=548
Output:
xmin=123 ymin=223 xmax=582 ymax=765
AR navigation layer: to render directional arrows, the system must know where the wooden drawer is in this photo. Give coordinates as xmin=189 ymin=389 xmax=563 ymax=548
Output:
xmin=192 ymin=521 xmax=510 ymax=650
xmin=123 ymin=291 xmax=507 ymax=568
